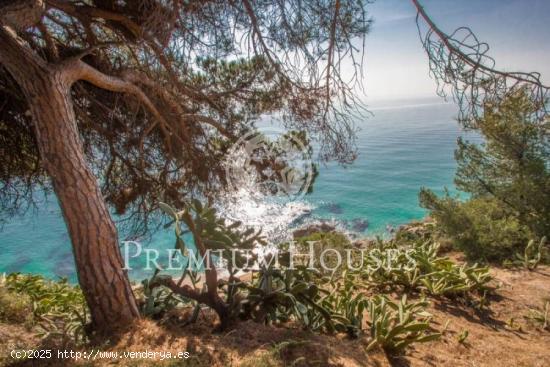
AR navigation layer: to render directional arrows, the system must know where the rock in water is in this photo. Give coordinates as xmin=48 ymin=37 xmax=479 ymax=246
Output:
xmin=350 ymin=218 xmax=369 ymax=232
xmin=321 ymin=202 xmax=343 ymax=214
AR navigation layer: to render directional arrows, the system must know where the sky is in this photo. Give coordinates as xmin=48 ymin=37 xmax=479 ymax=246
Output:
xmin=363 ymin=0 xmax=550 ymax=101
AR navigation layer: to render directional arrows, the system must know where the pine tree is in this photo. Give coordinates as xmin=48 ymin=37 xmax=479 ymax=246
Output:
xmin=454 ymin=90 xmax=550 ymax=237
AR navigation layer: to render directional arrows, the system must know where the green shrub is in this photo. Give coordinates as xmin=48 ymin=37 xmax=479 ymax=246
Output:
xmin=3 ymin=273 xmax=89 ymax=345
xmin=295 ymin=231 xmax=350 ymax=249
xmin=239 ymin=265 xmax=366 ymax=337
xmin=0 ymin=286 xmax=33 ymax=326
xmin=292 ymin=231 xmax=352 ymax=273
xmin=419 ymin=190 xmax=533 ymax=262
xmin=524 ymin=301 xmax=549 ymax=330
xmin=320 ymin=270 xmax=368 ymax=337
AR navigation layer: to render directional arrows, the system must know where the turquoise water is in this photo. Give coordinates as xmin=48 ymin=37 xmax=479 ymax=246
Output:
xmin=0 ymin=98 xmax=473 ymax=281
xmin=307 ymin=99 xmax=472 ymax=233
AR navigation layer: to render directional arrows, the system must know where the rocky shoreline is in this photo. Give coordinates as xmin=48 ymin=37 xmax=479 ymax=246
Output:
xmin=292 ymin=217 xmax=435 ymax=248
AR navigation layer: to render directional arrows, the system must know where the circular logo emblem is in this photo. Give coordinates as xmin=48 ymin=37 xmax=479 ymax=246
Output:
xmin=224 ymin=127 xmax=315 ymax=203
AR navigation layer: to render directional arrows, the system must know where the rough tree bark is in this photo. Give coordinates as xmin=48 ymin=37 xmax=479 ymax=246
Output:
xmin=0 ymin=11 xmax=139 ymax=332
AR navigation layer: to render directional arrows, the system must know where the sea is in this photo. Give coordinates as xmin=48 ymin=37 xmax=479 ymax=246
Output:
xmin=0 ymin=97 xmax=478 ymax=282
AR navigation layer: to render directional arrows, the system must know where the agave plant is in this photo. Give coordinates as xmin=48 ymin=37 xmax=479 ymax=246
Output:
xmin=408 ymin=241 xmax=455 ymax=273
xmin=320 ymin=270 xmax=369 ymax=337
xmin=395 ymin=267 xmax=423 ymax=291
xmin=361 ymin=240 xmax=492 ymax=299
xmin=515 ymin=237 xmax=546 ymax=271
xmin=420 ymin=263 xmax=492 ymax=298
xmin=362 ymin=245 xmax=420 ymax=290
xmin=420 ymin=275 xmax=461 ymax=296
xmin=365 ymin=295 xmax=440 ymax=353
xmin=241 ymin=266 xmax=324 ymax=326
xmin=240 ymin=265 xmax=361 ymax=336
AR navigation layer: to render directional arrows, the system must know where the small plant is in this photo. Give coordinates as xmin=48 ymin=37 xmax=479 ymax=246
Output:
xmin=504 ymin=317 xmax=522 ymax=332
xmin=242 ymin=265 xmax=364 ymax=336
xmin=524 ymin=301 xmax=549 ymax=330
xmin=242 ymin=266 xmax=328 ymax=329
xmin=420 ymin=275 xmax=466 ymax=296
xmin=472 ymin=290 xmax=489 ymax=311
xmin=442 ymin=319 xmax=451 ymax=335
xmin=365 ymin=295 xmax=440 ymax=353
xmin=456 ymin=329 xmax=469 ymax=344
xmin=514 ymin=237 xmax=546 ymax=270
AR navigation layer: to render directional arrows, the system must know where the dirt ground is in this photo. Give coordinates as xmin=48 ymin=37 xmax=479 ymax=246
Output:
xmin=1 ymin=264 xmax=549 ymax=367
xmin=399 ymin=265 xmax=550 ymax=367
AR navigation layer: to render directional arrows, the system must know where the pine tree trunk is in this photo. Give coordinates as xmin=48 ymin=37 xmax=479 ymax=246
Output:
xmin=0 ymin=26 xmax=140 ymax=333
xmin=31 ymin=71 xmax=140 ymax=331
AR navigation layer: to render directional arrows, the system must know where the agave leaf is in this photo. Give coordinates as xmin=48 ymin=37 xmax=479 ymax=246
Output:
xmin=415 ymin=333 xmax=441 ymax=343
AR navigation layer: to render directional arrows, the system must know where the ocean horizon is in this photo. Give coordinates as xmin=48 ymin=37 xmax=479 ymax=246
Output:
xmin=0 ymin=97 xmax=477 ymax=282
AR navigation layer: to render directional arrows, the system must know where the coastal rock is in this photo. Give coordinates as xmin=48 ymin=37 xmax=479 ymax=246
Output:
xmin=396 ymin=218 xmax=434 ymax=239
xmin=293 ymin=222 xmax=336 ymax=239
xmin=351 ymin=238 xmax=377 ymax=249
xmin=352 ymin=239 xmax=373 ymax=248
xmin=350 ymin=218 xmax=369 ymax=232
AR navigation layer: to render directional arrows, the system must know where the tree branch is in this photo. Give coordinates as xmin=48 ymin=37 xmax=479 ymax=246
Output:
xmin=412 ymin=0 xmax=549 ymax=88
xmin=66 ymin=60 xmax=177 ymax=149
xmin=37 ymin=20 xmax=59 ymax=61
xmin=0 ymin=24 xmax=48 ymax=85
xmin=0 ymin=0 xmax=45 ymax=31
xmin=46 ymin=0 xmax=142 ymax=39
xmin=325 ymin=0 xmax=341 ymax=116
xmin=150 ymin=276 xmax=210 ymax=305
xmin=122 ymin=70 xmax=233 ymax=140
